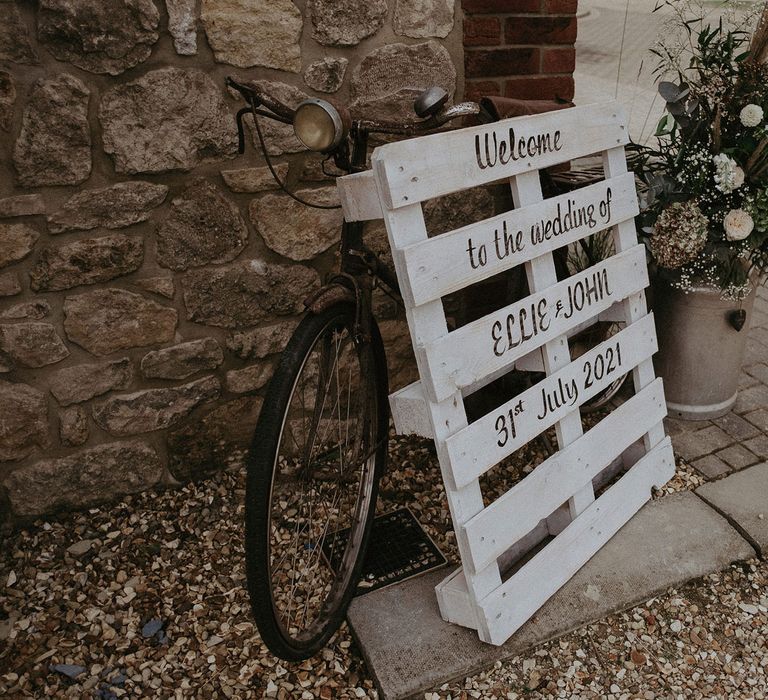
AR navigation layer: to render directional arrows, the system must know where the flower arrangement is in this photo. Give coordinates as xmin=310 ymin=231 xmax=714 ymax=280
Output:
xmin=639 ymin=0 xmax=768 ymax=299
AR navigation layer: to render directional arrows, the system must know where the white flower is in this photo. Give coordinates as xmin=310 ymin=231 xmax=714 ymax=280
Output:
xmin=713 ymin=154 xmax=742 ymax=193
xmin=723 ymin=209 xmax=754 ymax=241
xmin=733 ymin=165 xmax=745 ymax=189
xmin=740 ymin=104 xmax=764 ymax=128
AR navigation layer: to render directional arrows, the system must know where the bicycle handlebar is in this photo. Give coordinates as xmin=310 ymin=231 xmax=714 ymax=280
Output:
xmin=226 ymin=76 xmax=480 ymax=135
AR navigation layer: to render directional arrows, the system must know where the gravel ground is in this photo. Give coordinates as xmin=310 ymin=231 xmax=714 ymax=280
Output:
xmin=1 ymin=423 xmax=763 ymax=699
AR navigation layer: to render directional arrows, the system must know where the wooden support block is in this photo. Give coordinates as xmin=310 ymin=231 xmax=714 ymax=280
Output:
xmin=389 ymin=381 xmax=433 ymax=438
xmin=337 ymin=170 xmax=383 ymax=222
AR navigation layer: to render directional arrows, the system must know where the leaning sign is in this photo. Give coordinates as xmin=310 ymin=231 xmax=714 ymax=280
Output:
xmin=337 ymin=102 xmax=674 ymax=646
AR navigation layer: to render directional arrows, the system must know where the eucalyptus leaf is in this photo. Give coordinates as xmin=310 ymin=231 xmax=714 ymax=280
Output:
xmin=655 ymin=114 xmax=674 ymax=136
xmin=667 ymin=101 xmax=686 ymax=116
xmin=658 ymin=81 xmax=682 ymax=102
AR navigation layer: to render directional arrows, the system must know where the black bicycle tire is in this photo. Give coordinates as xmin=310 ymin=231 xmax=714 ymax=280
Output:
xmin=245 ymin=303 xmax=389 ymax=661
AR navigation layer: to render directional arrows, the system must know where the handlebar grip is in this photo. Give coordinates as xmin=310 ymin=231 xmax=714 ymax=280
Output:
xmin=226 ymin=76 xmax=296 ymax=121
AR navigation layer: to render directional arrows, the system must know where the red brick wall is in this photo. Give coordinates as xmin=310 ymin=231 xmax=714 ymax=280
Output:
xmin=463 ymin=0 xmax=577 ymax=103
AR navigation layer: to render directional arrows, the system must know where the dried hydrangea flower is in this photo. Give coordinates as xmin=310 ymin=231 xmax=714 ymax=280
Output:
xmin=649 ymin=201 xmax=709 ymax=269
xmin=723 ymin=208 xmax=754 ymax=241
xmin=740 ymin=103 xmax=764 ymax=127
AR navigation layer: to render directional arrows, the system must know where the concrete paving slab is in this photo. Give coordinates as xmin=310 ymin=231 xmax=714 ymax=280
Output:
xmin=697 ymin=462 xmax=768 ymax=556
xmin=347 ymin=492 xmax=754 ymax=700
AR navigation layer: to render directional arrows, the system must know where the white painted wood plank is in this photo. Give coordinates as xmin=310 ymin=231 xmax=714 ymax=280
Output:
xmin=371 ymin=102 xmax=629 ymax=208
xmin=480 ymin=437 xmax=676 ymax=645
xmin=462 ymin=378 xmax=667 ymax=572
xmin=336 ymin=170 xmax=383 ymax=222
xmin=446 ymin=313 xmax=658 ymax=488
xmin=400 ymin=173 xmax=638 ymax=306
xmin=389 ymin=381 xmax=433 ymax=438
xmin=419 ymin=244 xmax=649 ymax=403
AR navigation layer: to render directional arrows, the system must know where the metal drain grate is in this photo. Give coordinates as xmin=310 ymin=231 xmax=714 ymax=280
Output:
xmin=322 ymin=507 xmax=447 ymax=596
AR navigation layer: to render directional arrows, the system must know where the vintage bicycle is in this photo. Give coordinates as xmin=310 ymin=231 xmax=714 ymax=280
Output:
xmin=226 ymin=77 xmax=627 ymax=661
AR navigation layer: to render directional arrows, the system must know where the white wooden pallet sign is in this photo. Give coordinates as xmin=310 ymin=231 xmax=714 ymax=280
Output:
xmin=337 ymin=101 xmax=674 ymax=646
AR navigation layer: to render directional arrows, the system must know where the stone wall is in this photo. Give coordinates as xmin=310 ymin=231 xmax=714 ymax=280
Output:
xmin=0 ymin=0 xmax=466 ymax=523
xmin=462 ymin=0 xmax=577 ymax=102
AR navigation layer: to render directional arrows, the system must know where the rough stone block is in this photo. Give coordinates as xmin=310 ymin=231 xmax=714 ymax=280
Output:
xmin=0 ymin=2 xmax=38 ymax=64
xmin=303 ymin=58 xmax=348 ymax=93
xmin=243 ymin=81 xmax=308 ymax=156
xmin=47 ymin=181 xmax=168 ymax=233
xmin=0 ymin=70 xmax=15 ymax=132
xmin=221 ymin=164 xmax=287 ymax=193
xmin=157 ymin=179 xmax=247 ymax=271
xmin=0 ymin=194 xmax=45 ymax=219
xmin=50 ymin=358 xmax=133 ymax=406
xmin=64 ymin=288 xmax=177 ymax=356
xmin=167 ymin=0 xmax=197 ymax=55
xmin=0 ymin=301 xmax=50 ymax=321
xmin=0 ymin=322 xmax=69 ymax=368
xmin=37 ymin=0 xmax=159 ymax=75
xmin=201 ymin=0 xmax=301 ymax=70
xmin=30 ymin=234 xmax=144 ymax=292
xmin=140 ymin=339 xmax=223 ymax=380
xmin=4 ymin=441 xmax=162 ymax=516
xmin=309 ymin=0 xmax=386 ymax=47
xmin=60 ymin=406 xmax=88 ymax=446
xmin=226 ymin=321 xmax=298 ymax=360
xmin=13 ymin=74 xmax=91 ymax=187
xmin=352 ymin=42 xmax=457 ymax=120
xmin=250 ymin=187 xmax=341 ymax=261
xmin=0 ymin=223 xmax=39 ymax=269
xmin=0 ymin=380 xmax=48 ymax=462
xmin=132 ymin=276 xmax=175 ymax=299
xmin=93 ymin=376 xmax=220 ymax=436
xmin=0 ymin=272 xmax=22 ymax=297
xmin=182 ymin=260 xmax=319 ymax=329
xmin=225 ymin=361 xmax=274 ymax=394
xmin=99 ymin=67 xmax=237 ymax=174
xmin=394 ymin=0 xmax=454 ymax=39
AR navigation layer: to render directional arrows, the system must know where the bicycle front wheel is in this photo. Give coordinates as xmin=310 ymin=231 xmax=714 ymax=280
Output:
xmin=245 ymin=302 xmax=388 ymax=661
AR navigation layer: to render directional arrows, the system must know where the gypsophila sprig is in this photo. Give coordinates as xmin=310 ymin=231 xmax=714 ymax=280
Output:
xmin=638 ymin=0 xmax=768 ymax=298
